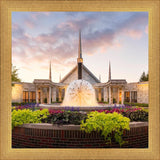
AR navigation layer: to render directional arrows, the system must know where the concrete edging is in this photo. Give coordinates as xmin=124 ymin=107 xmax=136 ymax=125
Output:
xmin=21 ymin=122 xmax=148 ymax=130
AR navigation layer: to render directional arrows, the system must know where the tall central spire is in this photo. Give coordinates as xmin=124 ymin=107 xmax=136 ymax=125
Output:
xmin=77 ymin=30 xmax=83 ymax=79
xmin=78 ymin=30 xmax=82 ymax=58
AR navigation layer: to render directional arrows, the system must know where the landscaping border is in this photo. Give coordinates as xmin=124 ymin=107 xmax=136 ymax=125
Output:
xmin=12 ymin=122 xmax=148 ymax=148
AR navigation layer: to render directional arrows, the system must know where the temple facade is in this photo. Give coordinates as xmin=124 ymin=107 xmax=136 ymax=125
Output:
xmin=12 ymin=31 xmax=148 ymax=105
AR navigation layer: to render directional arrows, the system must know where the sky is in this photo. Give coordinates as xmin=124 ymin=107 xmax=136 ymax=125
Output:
xmin=12 ymin=12 xmax=148 ymax=83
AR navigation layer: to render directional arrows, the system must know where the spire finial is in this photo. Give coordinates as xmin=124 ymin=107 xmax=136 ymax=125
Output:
xmin=108 ymin=61 xmax=111 ymax=81
xmin=49 ymin=60 xmax=52 ymax=81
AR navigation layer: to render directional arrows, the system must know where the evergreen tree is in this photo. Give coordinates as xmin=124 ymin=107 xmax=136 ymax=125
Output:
xmin=139 ymin=71 xmax=148 ymax=82
xmin=12 ymin=65 xmax=21 ymax=82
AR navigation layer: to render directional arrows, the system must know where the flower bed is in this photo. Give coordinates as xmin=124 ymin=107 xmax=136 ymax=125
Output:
xmin=11 ymin=106 xmax=148 ymax=148
xmin=95 ymin=107 xmax=148 ymax=122
xmin=12 ymin=106 xmax=148 ymax=129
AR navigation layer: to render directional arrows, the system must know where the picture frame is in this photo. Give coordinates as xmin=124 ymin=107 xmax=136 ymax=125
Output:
xmin=0 ymin=0 xmax=160 ymax=159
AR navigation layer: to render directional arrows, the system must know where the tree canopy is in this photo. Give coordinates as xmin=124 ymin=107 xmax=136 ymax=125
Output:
xmin=139 ymin=71 xmax=148 ymax=82
xmin=12 ymin=65 xmax=21 ymax=82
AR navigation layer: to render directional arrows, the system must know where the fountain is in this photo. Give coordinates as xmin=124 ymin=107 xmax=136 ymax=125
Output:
xmin=61 ymin=79 xmax=98 ymax=106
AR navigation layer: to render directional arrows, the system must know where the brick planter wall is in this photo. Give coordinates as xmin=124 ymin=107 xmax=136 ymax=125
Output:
xmin=12 ymin=122 xmax=148 ymax=148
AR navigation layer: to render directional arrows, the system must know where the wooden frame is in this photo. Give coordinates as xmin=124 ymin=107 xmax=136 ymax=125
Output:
xmin=0 ymin=0 xmax=160 ymax=159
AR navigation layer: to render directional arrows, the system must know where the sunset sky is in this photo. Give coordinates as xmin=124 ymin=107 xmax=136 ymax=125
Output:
xmin=12 ymin=12 xmax=148 ymax=83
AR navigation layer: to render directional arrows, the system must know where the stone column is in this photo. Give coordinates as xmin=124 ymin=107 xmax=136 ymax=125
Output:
xmin=48 ymin=86 xmax=51 ymax=104
xmin=98 ymin=88 xmax=102 ymax=101
xmin=40 ymin=87 xmax=43 ymax=104
xmin=109 ymin=86 xmax=112 ymax=105
xmin=106 ymin=87 xmax=109 ymax=103
xmin=59 ymin=88 xmax=62 ymax=102
xmin=117 ymin=88 xmax=119 ymax=104
xmin=36 ymin=86 xmax=38 ymax=104
xmin=121 ymin=88 xmax=124 ymax=105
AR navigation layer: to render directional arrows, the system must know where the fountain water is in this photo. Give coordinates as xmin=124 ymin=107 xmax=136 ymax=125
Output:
xmin=61 ymin=79 xmax=98 ymax=106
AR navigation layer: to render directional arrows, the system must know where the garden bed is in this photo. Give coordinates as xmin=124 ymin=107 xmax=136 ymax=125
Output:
xmin=12 ymin=105 xmax=148 ymax=148
xmin=12 ymin=122 xmax=148 ymax=148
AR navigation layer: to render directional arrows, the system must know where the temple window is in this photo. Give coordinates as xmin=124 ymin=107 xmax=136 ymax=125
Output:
xmin=23 ymin=91 xmax=29 ymax=103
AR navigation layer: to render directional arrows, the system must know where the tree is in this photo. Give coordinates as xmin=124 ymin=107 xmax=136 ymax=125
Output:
xmin=139 ymin=71 xmax=149 ymax=82
xmin=12 ymin=65 xmax=21 ymax=82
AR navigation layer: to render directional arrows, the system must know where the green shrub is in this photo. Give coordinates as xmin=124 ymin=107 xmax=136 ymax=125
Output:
xmin=12 ymin=109 xmax=49 ymax=129
xmin=43 ymin=111 xmax=87 ymax=125
xmin=80 ymin=111 xmax=130 ymax=146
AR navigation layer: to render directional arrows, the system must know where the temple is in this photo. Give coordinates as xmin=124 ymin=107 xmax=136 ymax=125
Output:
xmin=12 ymin=31 xmax=148 ymax=105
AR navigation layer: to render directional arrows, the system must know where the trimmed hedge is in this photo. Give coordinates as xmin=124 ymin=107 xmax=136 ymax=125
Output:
xmin=12 ymin=102 xmax=37 ymax=106
xmin=124 ymin=102 xmax=148 ymax=107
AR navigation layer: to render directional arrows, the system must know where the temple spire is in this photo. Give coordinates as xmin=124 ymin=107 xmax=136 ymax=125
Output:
xmin=78 ymin=29 xmax=82 ymax=58
xmin=49 ymin=60 xmax=52 ymax=81
xmin=108 ymin=61 xmax=111 ymax=81
xmin=77 ymin=30 xmax=83 ymax=79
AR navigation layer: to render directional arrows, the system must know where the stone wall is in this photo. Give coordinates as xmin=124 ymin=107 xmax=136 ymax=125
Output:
xmin=23 ymin=83 xmax=36 ymax=91
xmin=12 ymin=82 xmax=36 ymax=103
xmin=137 ymin=82 xmax=148 ymax=103
xmin=12 ymin=83 xmax=23 ymax=103
xmin=124 ymin=82 xmax=137 ymax=91
xmin=124 ymin=82 xmax=148 ymax=104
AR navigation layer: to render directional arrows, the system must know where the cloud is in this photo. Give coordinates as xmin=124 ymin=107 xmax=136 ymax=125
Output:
xmin=24 ymin=19 xmax=35 ymax=29
xmin=58 ymin=15 xmax=96 ymax=31
xmin=30 ymin=12 xmax=50 ymax=20
xmin=12 ymin=23 xmax=25 ymax=38
xmin=116 ymin=12 xmax=148 ymax=38
xmin=12 ymin=12 xmax=148 ymax=76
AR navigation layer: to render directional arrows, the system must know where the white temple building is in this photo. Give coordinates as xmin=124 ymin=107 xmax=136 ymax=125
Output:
xmin=12 ymin=31 xmax=148 ymax=105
